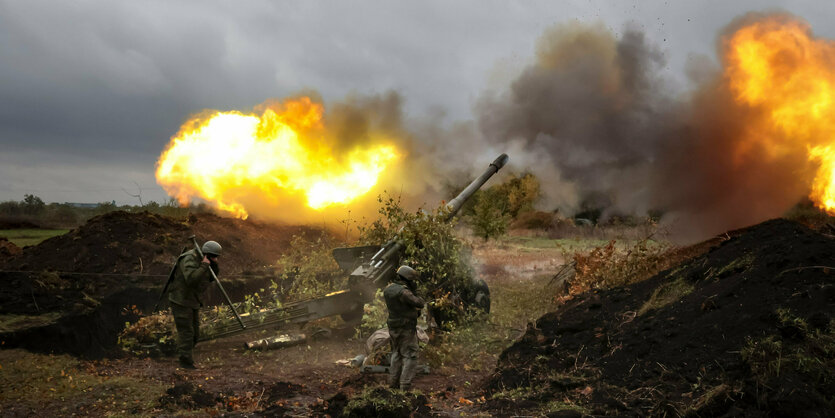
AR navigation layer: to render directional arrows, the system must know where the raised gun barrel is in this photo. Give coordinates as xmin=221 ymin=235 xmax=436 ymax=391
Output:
xmin=444 ymin=153 xmax=508 ymax=220
xmin=340 ymin=153 xmax=510 ymax=298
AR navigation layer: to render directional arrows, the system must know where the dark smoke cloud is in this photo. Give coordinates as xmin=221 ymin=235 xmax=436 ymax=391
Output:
xmin=649 ymin=13 xmax=816 ymax=240
xmin=475 ymin=22 xmax=674 ymax=215
xmin=474 ymin=17 xmax=819 ymax=241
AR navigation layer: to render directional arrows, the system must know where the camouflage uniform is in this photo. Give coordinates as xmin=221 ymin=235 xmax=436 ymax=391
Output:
xmin=383 ymin=280 xmax=425 ymax=390
xmin=168 ymin=249 xmax=214 ymax=367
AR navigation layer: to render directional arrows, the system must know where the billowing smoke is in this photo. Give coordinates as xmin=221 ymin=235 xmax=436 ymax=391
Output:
xmin=475 ymin=22 xmax=672 ymax=216
xmin=472 ymin=15 xmax=828 ymax=241
xmin=160 ymin=13 xmax=832 ymax=242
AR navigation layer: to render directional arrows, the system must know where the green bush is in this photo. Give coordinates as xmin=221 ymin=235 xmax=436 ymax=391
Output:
xmin=461 ymin=172 xmax=542 ymax=238
xmin=469 ymin=188 xmax=510 ymax=240
xmin=358 ymin=193 xmax=477 ymax=326
xmin=273 ymin=233 xmax=345 ymax=302
xmin=499 ymin=172 xmax=541 ymax=218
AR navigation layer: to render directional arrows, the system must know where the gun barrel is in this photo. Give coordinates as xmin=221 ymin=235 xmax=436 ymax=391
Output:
xmin=444 ymin=153 xmax=509 ymax=220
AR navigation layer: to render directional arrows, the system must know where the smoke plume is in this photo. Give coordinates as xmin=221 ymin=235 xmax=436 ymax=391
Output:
xmin=474 ymin=15 xmax=828 ymax=241
xmin=159 ymin=13 xmax=833 ymax=242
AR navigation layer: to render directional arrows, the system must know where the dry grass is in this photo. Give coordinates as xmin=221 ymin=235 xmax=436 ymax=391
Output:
xmin=637 ymin=276 xmax=694 ymax=316
xmin=567 ymin=238 xmax=677 ymax=296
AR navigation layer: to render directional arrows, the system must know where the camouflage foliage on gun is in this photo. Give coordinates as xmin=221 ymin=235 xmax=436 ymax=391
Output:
xmin=332 ymin=153 xmax=509 ymax=308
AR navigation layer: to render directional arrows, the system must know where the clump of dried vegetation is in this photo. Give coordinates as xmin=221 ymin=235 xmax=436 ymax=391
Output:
xmin=560 ymin=236 xmax=677 ymax=298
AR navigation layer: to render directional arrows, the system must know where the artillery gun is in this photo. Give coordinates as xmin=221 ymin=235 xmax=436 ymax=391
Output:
xmin=197 ymin=153 xmax=509 ymax=342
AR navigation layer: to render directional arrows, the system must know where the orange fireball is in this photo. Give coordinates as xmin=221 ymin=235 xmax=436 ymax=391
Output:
xmin=156 ymin=97 xmax=400 ymax=219
xmin=724 ymin=15 xmax=835 ymax=213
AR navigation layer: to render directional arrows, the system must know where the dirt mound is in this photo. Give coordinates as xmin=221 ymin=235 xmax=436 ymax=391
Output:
xmin=339 ymin=387 xmax=431 ymax=417
xmin=0 ymin=238 xmax=21 ymax=257
xmin=485 ymin=218 xmax=835 ymax=416
xmin=0 ymin=211 xmax=329 ymax=357
xmin=158 ymin=382 xmax=217 ymax=410
xmin=308 ymin=391 xmax=350 ymax=417
xmin=265 ymin=381 xmax=308 ymax=402
xmin=1 ymin=210 xmax=324 ymax=275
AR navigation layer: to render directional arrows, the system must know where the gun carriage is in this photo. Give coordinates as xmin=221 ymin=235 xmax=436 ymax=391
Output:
xmin=195 ymin=154 xmax=509 ymax=341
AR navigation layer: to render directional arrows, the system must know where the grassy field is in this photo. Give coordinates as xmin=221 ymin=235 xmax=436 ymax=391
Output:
xmin=502 ymin=235 xmax=612 ymax=251
xmin=0 ymin=229 xmax=69 ymax=247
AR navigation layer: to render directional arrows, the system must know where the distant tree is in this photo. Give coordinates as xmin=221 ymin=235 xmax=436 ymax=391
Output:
xmin=451 ymin=172 xmax=542 ymax=221
xmin=48 ymin=203 xmax=78 ymax=226
xmin=0 ymin=201 xmax=22 ymax=216
xmin=21 ymin=194 xmax=45 ymax=215
xmin=500 ymin=172 xmax=541 ymax=218
xmin=161 ymin=198 xmax=188 ymax=218
xmin=143 ymin=201 xmax=161 ymax=210
xmin=94 ymin=201 xmax=118 ymax=215
xmin=469 ymin=189 xmax=510 ymax=241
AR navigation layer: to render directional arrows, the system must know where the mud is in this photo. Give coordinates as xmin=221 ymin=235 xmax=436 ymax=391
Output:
xmin=308 ymin=391 xmax=350 ymax=417
xmin=159 ymin=382 xmax=218 ymax=409
xmin=1 ymin=285 xmax=155 ymax=357
xmin=485 ymin=218 xmax=835 ymax=416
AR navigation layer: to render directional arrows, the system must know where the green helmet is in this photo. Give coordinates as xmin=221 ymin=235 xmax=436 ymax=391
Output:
xmin=396 ymin=265 xmax=418 ymax=282
xmin=202 ymin=240 xmax=222 ymax=257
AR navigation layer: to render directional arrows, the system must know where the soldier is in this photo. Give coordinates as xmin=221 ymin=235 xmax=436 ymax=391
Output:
xmin=168 ymin=240 xmax=221 ymax=369
xmin=383 ymin=265 xmax=425 ymax=390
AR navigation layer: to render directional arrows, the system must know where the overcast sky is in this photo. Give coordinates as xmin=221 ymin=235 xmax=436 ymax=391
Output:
xmin=1 ymin=0 xmax=833 ymax=205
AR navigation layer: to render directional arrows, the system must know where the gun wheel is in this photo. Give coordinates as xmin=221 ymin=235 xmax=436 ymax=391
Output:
xmin=340 ymin=307 xmax=363 ymax=324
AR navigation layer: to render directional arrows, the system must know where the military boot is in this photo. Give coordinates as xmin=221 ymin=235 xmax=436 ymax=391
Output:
xmin=388 ymin=351 xmax=403 ymax=388
xmin=178 ymin=356 xmax=197 ymax=370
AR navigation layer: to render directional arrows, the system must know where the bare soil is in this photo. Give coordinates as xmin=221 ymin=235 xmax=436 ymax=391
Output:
xmin=485 ymin=219 xmax=835 ymax=417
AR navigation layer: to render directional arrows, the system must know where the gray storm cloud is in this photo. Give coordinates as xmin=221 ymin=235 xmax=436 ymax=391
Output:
xmin=3 ymin=1 xmax=832 ymax=240
xmin=203 ymin=15 xmax=821 ymax=241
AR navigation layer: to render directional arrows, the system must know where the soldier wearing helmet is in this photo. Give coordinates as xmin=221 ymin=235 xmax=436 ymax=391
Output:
xmin=383 ymin=265 xmax=425 ymax=390
xmin=168 ymin=240 xmax=222 ymax=369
